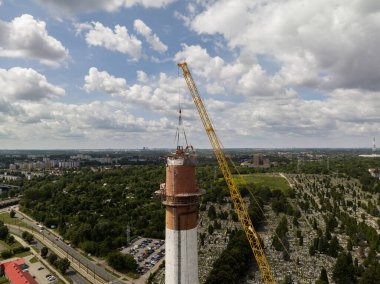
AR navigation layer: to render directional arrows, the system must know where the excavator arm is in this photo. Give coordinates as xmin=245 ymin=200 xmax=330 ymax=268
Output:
xmin=178 ymin=62 xmax=275 ymax=284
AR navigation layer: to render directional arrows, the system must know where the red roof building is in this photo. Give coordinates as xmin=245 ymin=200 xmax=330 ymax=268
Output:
xmin=1 ymin=258 xmax=38 ymax=284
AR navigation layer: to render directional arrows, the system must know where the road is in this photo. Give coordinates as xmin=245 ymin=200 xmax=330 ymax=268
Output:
xmin=28 ymin=230 xmax=90 ymax=284
xmin=1 ymin=204 xmax=89 ymax=284
xmin=13 ymin=210 xmax=126 ymax=284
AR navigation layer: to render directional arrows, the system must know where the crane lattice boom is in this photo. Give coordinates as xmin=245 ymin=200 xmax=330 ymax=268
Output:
xmin=178 ymin=62 xmax=276 ymax=284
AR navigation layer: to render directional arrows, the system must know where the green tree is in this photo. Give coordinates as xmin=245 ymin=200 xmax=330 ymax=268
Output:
xmin=9 ymin=210 xmax=16 ymax=218
xmin=347 ymin=240 xmax=353 ymax=251
xmin=200 ymin=233 xmax=206 ymax=247
xmin=332 ymin=252 xmax=356 ymax=284
xmin=0 ymin=226 xmax=9 ymax=240
xmin=5 ymin=234 xmax=14 ymax=244
xmin=1 ymin=250 xmax=13 ymax=259
xmin=272 ymin=217 xmax=288 ymax=251
xmin=360 ymin=261 xmax=380 ymax=284
xmin=206 ymin=230 xmax=253 ymax=284
xmin=327 ymin=236 xmax=340 ymax=257
xmin=41 ymin=246 xmax=48 ymax=258
xmin=21 ymin=231 xmax=34 ymax=244
xmin=208 ymin=205 xmax=217 ymax=220
xmin=57 ymin=258 xmax=70 ymax=274
xmin=316 ymin=267 xmax=329 ymax=284
xmin=107 ymin=252 xmax=137 ymax=272
xmin=48 ymin=253 xmax=58 ymax=265
xmin=313 ymin=218 xmax=318 ymax=230
xmin=24 ymin=233 xmax=34 ymax=244
xmin=208 ymin=224 xmax=214 ymax=235
xmin=283 ymin=274 xmax=292 ymax=284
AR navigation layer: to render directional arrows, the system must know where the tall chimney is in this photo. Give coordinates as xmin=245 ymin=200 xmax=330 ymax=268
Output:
xmin=159 ymin=147 xmax=203 ymax=283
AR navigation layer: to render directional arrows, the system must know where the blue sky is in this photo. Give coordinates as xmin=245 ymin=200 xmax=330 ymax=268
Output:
xmin=0 ymin=0 xmax=379 ymax=149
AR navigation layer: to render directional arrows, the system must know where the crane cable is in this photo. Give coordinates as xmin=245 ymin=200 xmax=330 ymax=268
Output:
xmin=217 ymin=141 xmax=292 ymax=260
xmin=225 ymin=154 xmax=308 ymax=282
xmin=178 ymin=62 xmax=275 ymax=283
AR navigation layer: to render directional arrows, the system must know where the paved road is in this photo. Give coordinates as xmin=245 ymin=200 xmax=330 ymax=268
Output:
xmin=9 ymin=226 xmax=90 ymax=284
xmin=1 ymin=206 xmax=89 ymax=284
xmin=14 ymin=211 xmax=126 ymax=284
xmin=32 ymin=232 xmax=90 ymax=284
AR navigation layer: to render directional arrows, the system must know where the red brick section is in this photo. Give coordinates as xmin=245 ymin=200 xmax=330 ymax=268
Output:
xmin=164 ymin=154 xmax=201 ymax=231
xmin=1 ymin=258 xmax=38 ymax=284
xmin=165 ymin=165 xmax=198 ymax=195
xmin=166 ymin=205 xmax=198 ymax=230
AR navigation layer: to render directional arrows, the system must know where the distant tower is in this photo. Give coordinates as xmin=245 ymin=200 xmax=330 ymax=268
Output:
xmin=373 ymin=137 xmax=376 ymax=155
xmin=157 ymin=109 xmax=204 ymax=284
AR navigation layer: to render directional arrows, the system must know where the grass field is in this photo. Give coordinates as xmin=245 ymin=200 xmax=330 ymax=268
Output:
xmin=234 ymin=173 xmax=291 ymax=193
xmin=0 ymin=239 xmax=21 ymax=251
xmin=13 ymin=250 xmax=32 ymax=258
xmin=0 ymin=213 xmax=29 ymax=228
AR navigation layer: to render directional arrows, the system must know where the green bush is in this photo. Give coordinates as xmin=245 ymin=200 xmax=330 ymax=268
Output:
xmin=107 ymin=252 xmax=137 ymax=273
xmin=1 ymin=250 xmax=13 ymax=259
xmin=13 ymin=246 xmax=30 ymax=254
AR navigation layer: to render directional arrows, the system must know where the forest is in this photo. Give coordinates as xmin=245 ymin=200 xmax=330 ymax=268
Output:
xmin=19 ymin=164 xmax=235 ymax=257
xmin=20 ymin=166 xmax=166 ymax=256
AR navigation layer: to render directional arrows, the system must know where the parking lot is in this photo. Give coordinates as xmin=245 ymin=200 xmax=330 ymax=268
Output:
xmin=121 ymin=237 xmax=165 ymax=275
xmin=23 ymin=254 xmax=57 ymax=284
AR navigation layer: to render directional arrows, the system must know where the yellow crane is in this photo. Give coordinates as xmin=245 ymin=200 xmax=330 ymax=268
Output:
xmin=178 ymin=62 xmax=276 ymax=284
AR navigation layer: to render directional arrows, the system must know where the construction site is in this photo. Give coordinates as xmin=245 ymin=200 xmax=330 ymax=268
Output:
xmin=152 ymin=63 xmax=273 ymax=283
xmin=1 ymin=1 xmax=380 ymax=283
xmin=0 ymin=62 xmax=378 ymax=284
xmin=144 ymin=63 xmax=380 ymax=284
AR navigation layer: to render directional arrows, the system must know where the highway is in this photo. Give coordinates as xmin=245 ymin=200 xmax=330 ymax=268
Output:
xmin=13 ymin=210 xmax=126 ymax=284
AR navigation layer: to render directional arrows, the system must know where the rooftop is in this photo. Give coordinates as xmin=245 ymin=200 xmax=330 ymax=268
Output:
xmin=1 ymin=258 xmax=38 ymax=284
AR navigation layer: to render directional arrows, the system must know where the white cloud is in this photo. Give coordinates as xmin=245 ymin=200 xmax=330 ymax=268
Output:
xmin=84 ymin=67 xmax=127 ymax=95
xmin=174 ymin=44 xmax=287 ymax=97
xmin=1 ymin=65 xmax=379 ymax=148
xmin=207 ymin=87 xmax=380 ymax=147
xmin=136 ymin=70 xmax=148 ymax=83
xmin=84 ymin=67 xmax=193 ymax=112
xmin=0 ymin=14 xmax=69 ymax=67
xmin=206 ymin=82 xmax=224 ymax=95
xmin=36 ymin=0 xmax=176 ymax=15
xmin=190 ymin=0 xmax=380 ymax=91
xmin=80 ymin=22 xmax=142 ymax=60
xmin=172 ymin=42 xmax=380 ymax=146
xmin=0 ymin=99 xmax=175 ymax=148
xmin=125 ymin=0 xmax=175 ymax=8
xmin=0 ymin=68 xmax=177 ymax=146
xmin=0 ymin=67 xmax=65 ymax=101
xmin=134 ymin=19 xmax=168 ymax=53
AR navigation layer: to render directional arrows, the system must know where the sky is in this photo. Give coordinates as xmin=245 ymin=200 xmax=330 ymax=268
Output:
xmin=0 ymin=0 xmax=379 ymax=149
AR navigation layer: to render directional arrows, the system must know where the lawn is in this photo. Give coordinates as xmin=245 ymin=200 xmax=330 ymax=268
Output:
xmin=0 ymin=276 xmax=9 ymax=284
xmin=13 ymin=250 xmax=32 ymax=258
xmin=30 ymin=256 xmax=38 ymax=263
xmin=234 ymin=173 xmax=291 ymax=193
xmin=0 ymin=239 xmax=21 ymax=251
xmin=0 ymin=213 xmax=29 ymax=228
